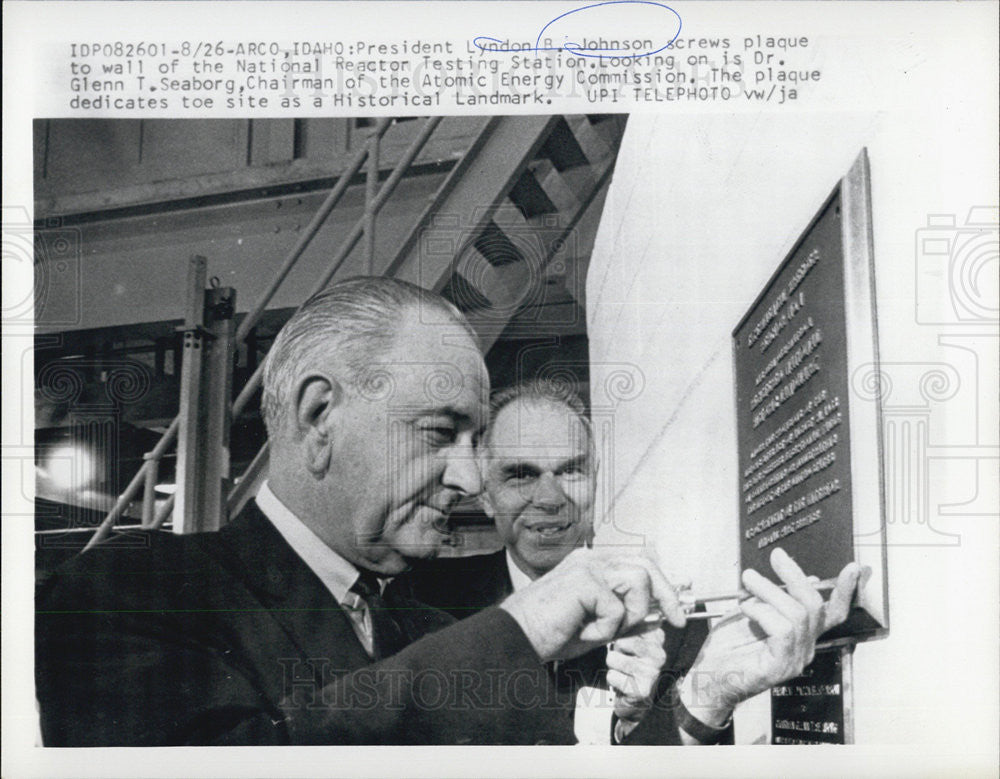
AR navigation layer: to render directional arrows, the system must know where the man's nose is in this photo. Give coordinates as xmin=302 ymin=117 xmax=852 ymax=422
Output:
xmin=531 ymin=472 xmax=567 ymax=511
xmin=441 ymin=443 xmax=482 ymax=497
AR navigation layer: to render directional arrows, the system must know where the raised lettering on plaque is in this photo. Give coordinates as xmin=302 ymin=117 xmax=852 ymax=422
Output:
xmin=732 ymin=149 xmax=888 ymax=638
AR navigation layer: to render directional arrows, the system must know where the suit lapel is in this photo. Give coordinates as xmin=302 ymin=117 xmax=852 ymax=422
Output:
xmin=211 ymin=504 xmax=371 ymax=669
xmin=485 ymin=550 xmax=514 ymax=605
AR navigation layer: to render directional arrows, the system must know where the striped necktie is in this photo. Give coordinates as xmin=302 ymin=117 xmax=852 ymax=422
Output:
xmin=350 ymin=571 xmax=407 ymax=660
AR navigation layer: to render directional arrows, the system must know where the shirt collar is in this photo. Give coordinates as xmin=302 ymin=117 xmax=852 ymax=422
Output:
xmin=505 ymin=549 xmax=536 ymax=592
xmin=255 ymin=481 xmax=363 ymax=606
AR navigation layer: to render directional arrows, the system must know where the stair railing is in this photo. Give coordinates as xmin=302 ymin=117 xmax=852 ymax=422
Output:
xmin=83 ymin=116 xmax=451 ymax=549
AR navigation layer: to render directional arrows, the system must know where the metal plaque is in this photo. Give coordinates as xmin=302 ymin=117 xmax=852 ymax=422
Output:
xmin=732 ymin=149 xmax=888 ymax=638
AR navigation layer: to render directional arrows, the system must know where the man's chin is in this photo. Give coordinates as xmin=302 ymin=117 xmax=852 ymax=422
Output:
xmin=519 ymin=536 xmax=585 ymax=572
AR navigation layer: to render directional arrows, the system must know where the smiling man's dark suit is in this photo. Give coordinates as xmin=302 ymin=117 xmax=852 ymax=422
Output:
xmin=35 ymin=504 xmax=573 ymax=746
xmin=405 ymin=548 xmax=716 ymax=745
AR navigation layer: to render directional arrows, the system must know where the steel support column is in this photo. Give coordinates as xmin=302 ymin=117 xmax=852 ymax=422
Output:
xmin=173 ymin=257 xmax=237 ymax=534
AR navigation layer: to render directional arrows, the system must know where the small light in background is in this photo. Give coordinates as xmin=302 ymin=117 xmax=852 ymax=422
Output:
xmin=39 ymin=445 xmax=95 ymax=492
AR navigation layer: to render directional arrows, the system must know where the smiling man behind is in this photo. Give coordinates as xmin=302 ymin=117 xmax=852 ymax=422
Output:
xmin=404 ymin=379 xmax=862 ymax=746
xmin=404 ymin=380 xmax=710 ymax=743
xmin=484 ymin=382 xmax=596 ymax=580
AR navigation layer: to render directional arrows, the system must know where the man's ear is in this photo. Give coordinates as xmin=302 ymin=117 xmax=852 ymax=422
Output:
xmin=293 ymin=373 xmax=343 ymax=476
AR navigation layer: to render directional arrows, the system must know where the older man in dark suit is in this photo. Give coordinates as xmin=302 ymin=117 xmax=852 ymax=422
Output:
xmin=35 ymin=278 xmax=692 ymax=746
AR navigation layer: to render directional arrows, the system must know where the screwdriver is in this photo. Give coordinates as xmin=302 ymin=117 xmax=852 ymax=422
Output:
xmin=646 ymin=576 xmax=843 ymax=623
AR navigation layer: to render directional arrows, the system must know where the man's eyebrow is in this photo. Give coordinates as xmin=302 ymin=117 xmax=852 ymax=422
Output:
xmin=414 ymin=407 xmax=478 ymax=425
xmin=555 ymin=454 xmax=590 ymax=473
xmin=498 ymin=462 xmax=541 ymax=478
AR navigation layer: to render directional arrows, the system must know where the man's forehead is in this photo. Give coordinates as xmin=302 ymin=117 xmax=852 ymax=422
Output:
xmin=377 ymin=360 xmax=489 ymax=420
xmin=488 ymin=398 xmax=589 ymax=451
xmin=379 ymin=311 xmax=489 ymax=417
xmin=394 ymin=308 xmax=482 ymax=363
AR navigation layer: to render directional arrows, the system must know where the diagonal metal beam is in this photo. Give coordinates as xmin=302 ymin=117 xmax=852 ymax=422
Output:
xmin=222 ymin=118 xmax=561 ymax=518
xmin=477 ymin=153 xmax=620 ymax=356
xmin=382 ymin=115 xmax=561 ymax=293
xmin=235 ymin=118 xmax=392 ymax=343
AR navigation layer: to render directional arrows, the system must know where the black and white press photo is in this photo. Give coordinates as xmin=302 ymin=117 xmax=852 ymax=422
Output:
xmin=4 ymin=2 xmax=998 ymax=777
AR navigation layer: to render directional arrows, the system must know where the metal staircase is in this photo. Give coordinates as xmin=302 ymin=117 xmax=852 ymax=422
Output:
xmin=80 ymin=114 xmax=627 ymax=547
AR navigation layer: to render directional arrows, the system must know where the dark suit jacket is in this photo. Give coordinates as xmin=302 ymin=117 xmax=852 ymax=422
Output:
xmin=35 ymin=505 xmax=575 ymax=746
xmin=403 ymin=549 xmax=722 ymax=745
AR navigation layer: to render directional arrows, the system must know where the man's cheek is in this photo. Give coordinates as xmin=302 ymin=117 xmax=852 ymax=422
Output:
xmin=389 ymin=458 xmax=435 ymax=501
xmin=499 ymin=490 xmax=531 ymax=515
xmin=565 ymin=486 xmax=593 ymax=509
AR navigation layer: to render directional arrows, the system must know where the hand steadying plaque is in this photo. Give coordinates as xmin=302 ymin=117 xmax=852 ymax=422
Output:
xmin=732 ymin=149 xmax=888 ymax=641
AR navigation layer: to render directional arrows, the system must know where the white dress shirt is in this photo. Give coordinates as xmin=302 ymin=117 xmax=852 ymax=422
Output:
xmin=505 ymin=551 xmax=616 ymax=744
xmin=504 ymin=550 xmax=534 ymax=594
xmin=255 ymin=481 xmax=378 ymax=657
